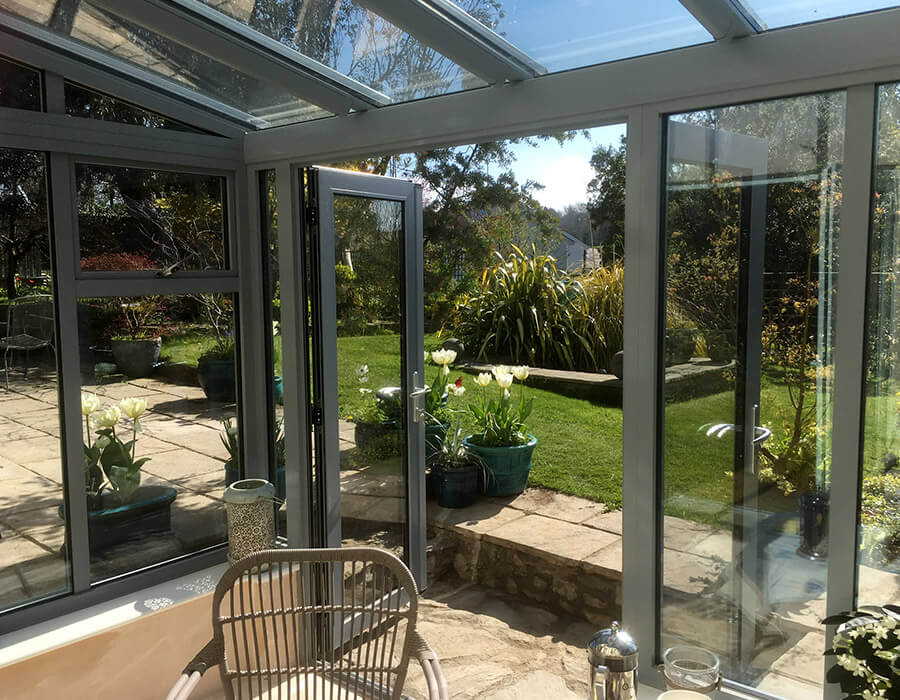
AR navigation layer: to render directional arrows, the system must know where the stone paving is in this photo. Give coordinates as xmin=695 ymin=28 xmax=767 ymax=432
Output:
xmin=0 ymin=369 xmax=234 ymax=609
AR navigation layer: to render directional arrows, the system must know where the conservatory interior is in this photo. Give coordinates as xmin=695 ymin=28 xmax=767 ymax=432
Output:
xmin=0 ymin=1 xmax=899 ymax=699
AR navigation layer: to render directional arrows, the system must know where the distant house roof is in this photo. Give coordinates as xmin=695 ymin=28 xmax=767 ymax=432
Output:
xmin=550 ymin=231 xmax=590 ymax=271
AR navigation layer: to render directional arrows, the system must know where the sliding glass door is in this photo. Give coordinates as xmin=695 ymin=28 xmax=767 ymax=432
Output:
xmin=659 ymin=93 xmax=846 ymax=695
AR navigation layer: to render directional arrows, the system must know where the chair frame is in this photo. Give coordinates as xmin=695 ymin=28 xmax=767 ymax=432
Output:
xmin=167 ymin=547 xmax=448 ymax=700
xmin=0 ymin=293 xmax=55 ymax=390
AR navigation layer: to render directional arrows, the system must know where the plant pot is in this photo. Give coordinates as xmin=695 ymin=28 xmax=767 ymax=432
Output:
xmin=198 ymin=357 xmax=236 ymax=402
xmin=273 ymin=375 xmax=284 ymax=405
xmin=59 ymin=485 xmax=177 ymax=551
xmin=89 ymin=345 xmax=114 ymax=365
xmin=111 ymin=337 xmax=161 ymax=378
xmin=705 ymin=330 xmax=735 ymax=363
xmin=797 ymin=489 xmax=829 ymax=560
xmin=425 ymin=422 xmax=449 ymax=464
xmin=432 ymin=461 xmax=481 ymax=508
xmin=666 ymin=328 xmax=695 ymax=366
xmin=462 ymin=434 xmax=537 ymax=497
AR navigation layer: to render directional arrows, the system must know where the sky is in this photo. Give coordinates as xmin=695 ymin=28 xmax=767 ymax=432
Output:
xmin=505 ymin=124 xmax=625 ymax=211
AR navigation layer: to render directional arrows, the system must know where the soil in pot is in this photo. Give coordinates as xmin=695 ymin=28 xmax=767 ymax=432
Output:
xmin=111 ymin=337 xmax=161 ymax=378
xmin=432 ymin=461 xmax=481 ymax=508
xmin=198 ymin=357 xmax=236 ymax=402
xmin=463 ymin=434 xmax=537 ymax=497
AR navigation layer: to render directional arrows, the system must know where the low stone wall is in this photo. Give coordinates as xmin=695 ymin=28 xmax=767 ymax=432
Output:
xmin=428 ymin=524 xmax=621 ymax=627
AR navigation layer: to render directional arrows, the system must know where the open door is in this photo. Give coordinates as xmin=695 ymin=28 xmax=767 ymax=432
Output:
xmin=303 ymin=166 xmax=427 ymax=589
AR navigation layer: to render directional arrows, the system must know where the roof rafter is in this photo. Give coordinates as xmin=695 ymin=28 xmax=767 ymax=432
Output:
xmin=356 ymin=0 xmax=545 ymax=84
xmin=92 ymin=0 xmax=391 ymax=114
xmin=679 ymin=0 xmax=765 ymax=40
xmin=0 ymin=10 xmax=259 ymax=134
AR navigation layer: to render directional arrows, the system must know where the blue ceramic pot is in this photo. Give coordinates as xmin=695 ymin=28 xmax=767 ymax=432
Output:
xmin=462 ymin=434 xmax=537 ymax=497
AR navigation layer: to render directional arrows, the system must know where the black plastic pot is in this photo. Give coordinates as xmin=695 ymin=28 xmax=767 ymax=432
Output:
xmin=432 ymin=462 xmax=480 ymax=508
xmin=198 ymin=357 xmax=236 ymax=403
xmin=797 ymin=490 xmax=829 ymax=560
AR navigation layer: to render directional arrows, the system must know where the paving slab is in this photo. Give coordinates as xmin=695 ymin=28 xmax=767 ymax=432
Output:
xmin=141 ymin=448 xmax=225 ymax=480
xmin=17 ymin=458 xmax=63 ymax=485
xmin=170 ymin=491 xmax=226 ymax=550
xmin=0 ymin=535 xmax=67 ymax=612
xmin=2 ymin=505 xmax=67 ymax=552
xmin=581 ymin=540 xmax=623 ymax=577
xmin=429 ymin=500 xmax=527 ymax=535
xmin=0 ymin=471 xmax=64 ymax=516
xmin=490 ymin=487 xmax=609 ymax=525
xmin=8 ymin=434 xmax=61 ymax=466
xmin=342 ymin=493 xmax=405 ymax=525
xmin=484 ymin=514 xmax=619 ymax=566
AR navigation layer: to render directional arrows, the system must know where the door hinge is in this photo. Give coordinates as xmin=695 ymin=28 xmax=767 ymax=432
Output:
xmin=309 ymin=404 xmax=323 ymax=427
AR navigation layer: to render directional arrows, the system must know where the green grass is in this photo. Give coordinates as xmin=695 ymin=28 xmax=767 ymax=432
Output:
xmin=160 ymin=329 xmax=220 ymax=368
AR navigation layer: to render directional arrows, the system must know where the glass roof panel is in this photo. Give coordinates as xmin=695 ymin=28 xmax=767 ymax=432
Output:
xmin=198 ymin=0 xmax=486 ymax=102
xmin=465 ymin=0 xmax=712 ymax=73
xmin=748 ymin=1 xmax=899 ymax=29
xmin=0 ymin=0 xmax=331 ymax=128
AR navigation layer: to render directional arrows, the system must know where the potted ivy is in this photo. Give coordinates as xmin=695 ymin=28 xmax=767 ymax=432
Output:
xmin=463 ymin=365 xmax=536 ymax=497
xmin=63 ymin=393 xmax=177 ymax=550
xmin=823 ymin=604 xmax=899 ymax=698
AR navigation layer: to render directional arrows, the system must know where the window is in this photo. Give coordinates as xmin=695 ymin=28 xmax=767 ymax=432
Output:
xmin=859 ymin=82 xmax=900 ymax=605
xmin=661 ymin=92 xmax=846 ymax=695
xmin=0 ymin=148 xmax=69 ymax=613
xmin=0 ymin=56 xmax=41 ymax=111
xmin=64 ymin=82 xmax=204 ymax=134
xmin=76 ymin=163 xmax=228 ymax=272
xmin=76 ymin=292 xmax=236 ymax=581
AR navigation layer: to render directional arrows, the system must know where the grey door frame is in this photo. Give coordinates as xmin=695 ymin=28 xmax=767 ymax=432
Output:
xmin=304 ymin=166 xmax=427 ymax=589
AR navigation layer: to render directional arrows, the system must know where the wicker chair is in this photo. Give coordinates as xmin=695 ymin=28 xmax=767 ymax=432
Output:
xmin=166 ymin=548 xmax=448 ymax=700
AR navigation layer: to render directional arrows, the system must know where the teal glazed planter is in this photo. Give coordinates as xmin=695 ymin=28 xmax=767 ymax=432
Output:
xmin=462 ymin=434 xmax=537 ymax=497
xmin=273 ymin=375 xmax=284 ymax=405
xmin=198 ymin=357 xmax=236 ymax=402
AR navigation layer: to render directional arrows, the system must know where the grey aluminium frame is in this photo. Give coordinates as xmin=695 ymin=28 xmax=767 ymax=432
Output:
xmin=308 ymin=166 xmax=427 ymax=588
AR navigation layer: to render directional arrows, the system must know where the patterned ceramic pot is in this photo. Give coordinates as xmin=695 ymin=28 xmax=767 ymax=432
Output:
xmin=224 ymin=479 xmax=276 ymax=565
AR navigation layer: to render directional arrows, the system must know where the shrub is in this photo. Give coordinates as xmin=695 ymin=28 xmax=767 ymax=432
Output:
xmin=452 ymin=246 xmax=595 ymax=370
xmin=577 ymin=263 xmax=624 ymax=371
xmin=860 ymin=473 xmax=900 ymax=566
xmin=451 ymin=247 xmax=624 ymax=372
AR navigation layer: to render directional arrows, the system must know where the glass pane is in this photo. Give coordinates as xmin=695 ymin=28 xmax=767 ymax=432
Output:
xmin=0 ymin=0 xmax=330 ymax=127
xmin=859 ymin=82 xmax=900 ymax=606
xmin=334 ymin=195 xmax=406 ymax=559
xmin=76 ymin=293 xmax=236 ymax=582
xmin=0 ymin=148 xmax=70 ymax=612
xmin=65 ymin=81 xmax=204 ymax=133
xmin=750 ymin=1 xmax=898 ymax=29
xmin=76 ymin=163 xmax=228 ymax=272
xmin=662 ymin=92 xmax=846 ymax=696
xmin=466 ymin=0 xmax=710 ymax=73
xmin=0 ymin=56 xmax=41 ymax=110
xmin=199 ymin=0 xmax=485 ymax=102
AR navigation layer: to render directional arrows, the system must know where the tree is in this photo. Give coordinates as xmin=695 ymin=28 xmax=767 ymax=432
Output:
xmin=0 ymin=149 xmax=48 ymax=298
xmin=553 ymin=203 xmax=592 ymax=244
xmin=586 ymin=135 xmax=626 ymax=261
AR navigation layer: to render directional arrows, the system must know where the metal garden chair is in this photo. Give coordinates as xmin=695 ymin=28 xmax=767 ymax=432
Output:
xmin=166 ymin=547 xmax=448 ymax=700
xmin=0 ymin=293 xmax=55 ymax=389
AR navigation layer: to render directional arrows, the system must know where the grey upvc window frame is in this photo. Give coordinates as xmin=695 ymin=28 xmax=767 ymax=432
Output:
xmin=0 ymin=73 xmax=272 ymax=636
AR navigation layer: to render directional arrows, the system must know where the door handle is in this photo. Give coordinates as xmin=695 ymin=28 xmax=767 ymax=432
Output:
xmin=410 ymin=371 xmax=427 ymax=423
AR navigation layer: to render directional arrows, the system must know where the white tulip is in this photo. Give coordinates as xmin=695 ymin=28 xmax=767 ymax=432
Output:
xmin=431 ymin=349 xmax=457 ymax=366
xmin=442 ymin=364 xmax=450 ymax=376
xmin=119 ymin=397 xmax=147 ymax=419
xmin=81 ymin=392 xmax=101 ymax=416
xmin=94 ymin=406 xmax=121 ymax=429
xmin=491 ymin=365 xmax=509 ymax=378
xmin=496 ymin=373 xmax=514 ymax=390
xmin=424 ymin=351 xmax=431 ymax=363
xmin=475 ymin=372 xmax=492 ymax=387
xmin=512 ymin=365 xmax=530 ymax=381
xmin=446 ymin=383 xmax=466 ymax=397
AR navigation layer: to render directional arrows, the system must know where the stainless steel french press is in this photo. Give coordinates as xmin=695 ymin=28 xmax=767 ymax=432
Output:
xmin=588 ymin=621 xmax=639 ymax=700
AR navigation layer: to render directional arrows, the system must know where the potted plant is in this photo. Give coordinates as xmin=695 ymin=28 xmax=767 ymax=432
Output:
xmin=64 ymin=393 xmax=177 ymax=551
xmin=463 ymin=365 xmax=536 ymax=497
xmin=823 ymin=604 xmax=899 ymax=699
xmin=196 ymin=294 xmax=236 ymax=402
xmin=110 ymin=296 xmax=169 ymax=378
xmin=429 ymin=421 xmax=486 ymax=509
xmin=221 ymin=416 xmax=286 ymax=501
xmin=423 ymin=349 xmax=457 ymax=461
